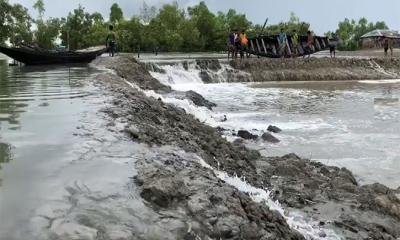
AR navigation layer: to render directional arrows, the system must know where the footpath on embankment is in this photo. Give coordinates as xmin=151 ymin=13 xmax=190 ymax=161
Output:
xmin=231 ymin=57 xmax=400 ymax=82
xmin=93 ymin=56 xmax=400 ymax=240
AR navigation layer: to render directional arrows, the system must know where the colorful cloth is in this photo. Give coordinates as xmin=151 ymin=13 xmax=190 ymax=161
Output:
xmin=279 ymin=32 xmax=287 ymax=44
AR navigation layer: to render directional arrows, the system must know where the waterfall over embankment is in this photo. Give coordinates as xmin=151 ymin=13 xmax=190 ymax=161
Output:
xmin=145 ymin=57 xmax=400 ymax=84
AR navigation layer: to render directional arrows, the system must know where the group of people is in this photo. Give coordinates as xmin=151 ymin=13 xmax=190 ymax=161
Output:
xmin=228 ymin=28 xmax=320 ymax=59
xmin=227 ymin=30 xmax=249 ymax=59
xmin=278 ymin=29 xmax=317 ymax=58
xmin=107 ymin=24 xmax=339 ymax=59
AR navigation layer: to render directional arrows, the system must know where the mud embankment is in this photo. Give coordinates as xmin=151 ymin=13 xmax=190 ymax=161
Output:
xmin=231 ymin=57 xmax=400 ymax=82
xmin=94 ymin=56 xmax=400 ymax=239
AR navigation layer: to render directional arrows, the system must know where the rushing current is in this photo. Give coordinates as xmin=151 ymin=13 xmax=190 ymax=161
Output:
xmin=1 ymin=52 xmax=399 ymax=240
xmin=146 ymin=56 xmax=400 ymax=189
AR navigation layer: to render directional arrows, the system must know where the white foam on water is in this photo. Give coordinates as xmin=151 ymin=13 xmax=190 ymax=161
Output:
xmin=149 ymin=61 xmax=251 ymax=91
xmin=144 ymin=61 xmax=346 ymax=239
xmin=125 ymin=61 xmax=348 ymax=239
xmin=270 ymin=119 xmax=336 ymax=131
xmin=150 ymin=63 xmax=204 ymax=88
xmin=359 ymin=79 xmax=400 ymax=84
xmin=197 ymin=157 xmax=342 ymax=240
xmin=145 ymin=62 xmax=347 ymax=145
xmin=122 ymin=78 xmax=222 ymax=127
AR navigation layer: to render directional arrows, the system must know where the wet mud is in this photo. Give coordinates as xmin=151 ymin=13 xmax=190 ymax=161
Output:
xmin=92 ymin=56 xmax=400 ymax=239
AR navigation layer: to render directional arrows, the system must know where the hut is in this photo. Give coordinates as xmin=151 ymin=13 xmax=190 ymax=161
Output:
xmin=360 ymin=29 xmax=400 ymax=49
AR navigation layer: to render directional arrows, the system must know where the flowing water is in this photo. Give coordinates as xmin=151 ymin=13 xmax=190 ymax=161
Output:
xmin=147 ymin=58 xmax=400 ymax=189
xmin=0 ymin=59 xmax=165 ymax=239
xmin=1 ymin=53 xmax=399 ymax=239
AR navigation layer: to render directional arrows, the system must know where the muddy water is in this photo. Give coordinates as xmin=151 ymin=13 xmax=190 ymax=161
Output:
xmin=149 ymin=59 xmax=400 ymax=189
xmin=0 ymin=60 xmax=154 ymax=239
xmin=214 ymin=80 xmax=400 ymax=188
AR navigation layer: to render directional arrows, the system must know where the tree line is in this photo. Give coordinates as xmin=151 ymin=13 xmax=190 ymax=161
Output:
xmin=0 ymin=0 xmax=390 ymax=52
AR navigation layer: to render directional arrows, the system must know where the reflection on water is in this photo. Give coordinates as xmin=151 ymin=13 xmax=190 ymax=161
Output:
xmin=0 ymin=142 xmax=12 ymax=169
xmin=0 ymin=59 xmax=181 ymax=240
xmin=0 ymin=60 xmax=108 ymax=239
xmin=0 ymin=61 xmax=93 ymax=129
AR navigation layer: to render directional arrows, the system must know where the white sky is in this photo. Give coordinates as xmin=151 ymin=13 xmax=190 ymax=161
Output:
xmin=9 ymin=0 xmax=400 ymax=35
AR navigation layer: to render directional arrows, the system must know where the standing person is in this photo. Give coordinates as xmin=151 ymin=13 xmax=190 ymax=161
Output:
xmin=304 ymin=30 xmax=314 ymax=58
xmin=384 ymin=38 xmax=389 ymax=57
xmin=278 ymin=28 xmax=288 ymax=57
xmin=329 ymin=43 xmax=336 ymax=58
xmin=154 ymin=46 xmax=159 ymax=56
xmin=234 ymin=30 xmax=241 ymax=59
xmin=389 ymin=38 xmax=394 ymax=57
xmin=329 ymin=34 xmax=338 ymax=58
xmin=106 ymin=25 xmax=117 ymax=57
xmin=291 ymin=29 xmax=300 ymax=57
xmin=227 ymin=31 xmax=235 ymax=59
xmin=239 ymin=30 xmax=249 ymax=59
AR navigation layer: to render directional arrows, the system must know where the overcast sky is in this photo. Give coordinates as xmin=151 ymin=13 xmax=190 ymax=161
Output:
xmin=8 ymin=0 xmax=400 ymax=35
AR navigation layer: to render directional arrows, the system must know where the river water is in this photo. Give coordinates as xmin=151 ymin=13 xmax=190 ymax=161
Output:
xmin=0 ymin=58 xmax=167 ymax=240
xmin=1 ymin=53 xmax=399 ymax=239
xmin=147 ymin=57 xmax=400 ymax=189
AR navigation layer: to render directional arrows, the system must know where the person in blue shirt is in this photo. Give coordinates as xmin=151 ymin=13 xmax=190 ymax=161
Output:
xmin=227 ymin=31 xmax=236 ymax=59
xmin=278 ymin=28 xmax=288 ymax=57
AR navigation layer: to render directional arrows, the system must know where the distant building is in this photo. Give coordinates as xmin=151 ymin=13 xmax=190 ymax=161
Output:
xmin=360 ymin=29 xmax=400 ymax=48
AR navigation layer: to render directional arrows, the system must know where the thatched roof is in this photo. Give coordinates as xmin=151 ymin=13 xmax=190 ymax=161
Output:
xmin=361 ymin=29 xmax=400 ymax=39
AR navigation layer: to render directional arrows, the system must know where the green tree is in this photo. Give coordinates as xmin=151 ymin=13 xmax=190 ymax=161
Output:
xmin=110 ymin=3 xmax=123 ymax=24
xmin=61 ymin=5 xmax=94 ymax=50
xmin=159 ymin=3 xmax=183 ymax=31
xmin=225 ymin=9 xmax=251 ymax=32
xmin=333 ymin=18 xmax=388 ymax=50
xmin=179 ymin=20 xmax=203 ymax=51
xmin=33 ymin=0 xmax=45 ymax=19
xmin=8 ymin=3 xmax=33 ymax=46
xmin=142 ymin=18 xmax=161 ymax=51
xmin=35 ymin=18 xmax=61 ymax=49
xmin=140 ymin=1 xmax=157 ymax=24
xmin=117 ymin=17 xmax=143 ymax=52
xmin=32 ymin=0 xmax=61 ymax=49
xmin=259 ymin=12 xmax=309 ymax=36
xmin=0 ymin=0 xmax=12 ymax=44
xmin=188 ymin=2 xmax=217 ymax=50
xmin=0 ymin=0 xmax=33 ymax=46
xmin=84 ymin=12 xmax=107 ymax=47
xmin=2 ymin=0 xmax=261 ymax=52
xmin=150 ymin=2 xmax=184 ymax=51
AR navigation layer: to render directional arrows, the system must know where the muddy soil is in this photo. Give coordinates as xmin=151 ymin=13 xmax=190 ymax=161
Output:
xmin=231 ymin=57 xmax=400 ymax=82
xmin=94 ymin=56 xmax=400 ymax=239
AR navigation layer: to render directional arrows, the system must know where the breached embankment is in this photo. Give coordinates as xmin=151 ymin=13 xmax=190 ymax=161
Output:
xmin=231 ymin=57 xmax=400 ymax=82
xmin=144 ymin=57 xmax=400 ymax=85
xmin=93 ymin=56 xmax=400 ymax=240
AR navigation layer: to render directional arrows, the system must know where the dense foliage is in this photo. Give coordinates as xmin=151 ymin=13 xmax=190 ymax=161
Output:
xmin=327 ymin=18 xmax=388 ymax=50
xmin=252 ymin=12 xmax=310 ymax=36
xmin=0 ymin=0 xmax=390 ymax=52
xmin=0 ymin=0 xmax=33 ymax=46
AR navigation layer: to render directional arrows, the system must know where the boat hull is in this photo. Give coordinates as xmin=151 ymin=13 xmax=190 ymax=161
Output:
xmin=0 ymin=46 xmax=106 ymax=65
xmin=247 ymin=35 xmax=330 ymax=58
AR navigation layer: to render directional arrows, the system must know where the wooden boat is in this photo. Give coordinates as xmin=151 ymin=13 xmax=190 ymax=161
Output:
xmin=247 ymin=35 xmax=330 ymax=58
xmin=0 ymin=45 xmax=106 ymax=65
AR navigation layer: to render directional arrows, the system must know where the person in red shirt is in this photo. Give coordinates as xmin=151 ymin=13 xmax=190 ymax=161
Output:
xmin=304 ymin=31 xmax=314 ymax=58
